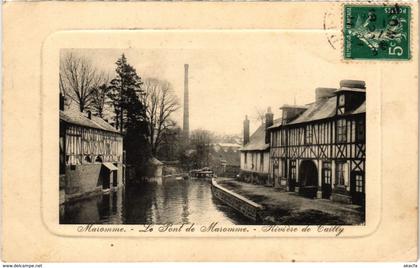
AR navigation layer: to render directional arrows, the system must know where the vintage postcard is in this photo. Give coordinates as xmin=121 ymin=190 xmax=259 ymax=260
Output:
xmin=2 ymin=1 xmax=418 ymax=262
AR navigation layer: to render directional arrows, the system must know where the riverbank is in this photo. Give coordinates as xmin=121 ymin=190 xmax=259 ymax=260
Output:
xmin=211 ymin=178 xmax=263 ymax=222
xmin=60 ymin=177 xmax=253 ymax=225
xmin=216 ymin=177 xmax=365 ymax=225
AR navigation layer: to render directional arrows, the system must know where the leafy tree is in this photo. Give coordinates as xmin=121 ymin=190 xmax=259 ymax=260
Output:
xmin=108 ymin=54 xmax=150 ymax=171
xmin=108 ymin=54 xmax=146 ymax=133
xmin=91 ymin=83 xmax=111 ymax=118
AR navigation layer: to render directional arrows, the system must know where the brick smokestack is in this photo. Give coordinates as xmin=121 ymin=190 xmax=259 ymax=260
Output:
xmin=243 ymin=115 xmax=250 ymax=145
xmin=183 ymin=64 xmax=189 ymax=139
xmin=265 ymin=107 xmax=274 ymax=144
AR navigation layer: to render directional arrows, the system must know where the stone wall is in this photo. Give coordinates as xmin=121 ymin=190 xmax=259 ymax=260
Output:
xmin=211 ymin=178 xmax=263 ymax=221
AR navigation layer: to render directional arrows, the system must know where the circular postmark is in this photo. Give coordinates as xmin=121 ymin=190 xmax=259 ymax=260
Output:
xmin=323 ymin=9 xmax=340 ymax=50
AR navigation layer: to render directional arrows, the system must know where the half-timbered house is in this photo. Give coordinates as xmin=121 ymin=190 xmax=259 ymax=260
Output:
xmin=269 ymin=80 xmax=366 ymax=205
xmin=59 ymin=108 xmax=124 ymax=203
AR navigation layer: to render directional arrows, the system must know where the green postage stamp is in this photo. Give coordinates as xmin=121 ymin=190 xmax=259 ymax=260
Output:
xmin=344 ymin=5 xmax=411 ymax=60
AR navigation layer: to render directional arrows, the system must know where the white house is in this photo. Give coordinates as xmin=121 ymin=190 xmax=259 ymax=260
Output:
xmin=239 ymin=108 xmax=278 ymax=186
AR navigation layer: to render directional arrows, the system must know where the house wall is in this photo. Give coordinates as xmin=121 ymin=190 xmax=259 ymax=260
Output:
xmin=64 ymin=163 xmax=124 ymax=202
xmin=240 ymin=150 xmax=270 ymax=185
xmin=65 ymin=163 xmax=103 ymax=196
xmin=240 ymin=151 xmax=269 ymax=174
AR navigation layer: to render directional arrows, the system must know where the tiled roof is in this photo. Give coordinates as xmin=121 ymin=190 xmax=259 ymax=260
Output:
xmin=285 ymin=97 xmax=366 ymax=125
xmin=60 ymin=109 xmax=120 ymax=134
xmin=241 ymin=118 xmax=281 ymax=151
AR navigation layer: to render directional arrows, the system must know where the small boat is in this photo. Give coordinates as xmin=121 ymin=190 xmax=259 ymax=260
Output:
xmin=189 ymin=167 xmax=214 ymax=179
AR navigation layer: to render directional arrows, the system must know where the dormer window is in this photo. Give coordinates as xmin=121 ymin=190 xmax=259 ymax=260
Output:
xmin=337 ymin=93 xmax=345 ymax=115
xmin=283 ymin=110 xmax=288 ymax=119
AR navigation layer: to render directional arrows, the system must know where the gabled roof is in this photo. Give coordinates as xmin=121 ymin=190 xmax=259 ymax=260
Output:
xmin=60 ymin=109 xmax=120 ymax=134
xmin=284 ymin=97 xmax=365 ymax=126
xmin=241 ymin=118 xmax=281 ymax=152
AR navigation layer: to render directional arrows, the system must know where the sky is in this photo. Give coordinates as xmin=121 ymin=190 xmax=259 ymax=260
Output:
xmin=61 ymin=31 xmax=377 ymax=135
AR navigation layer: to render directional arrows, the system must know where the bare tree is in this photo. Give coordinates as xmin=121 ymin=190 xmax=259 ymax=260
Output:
xmin=143 ymin=78 xmax=180 ymax=155
xmin=254 ymin=106 xmax=266 ymax=125
xmin=60 ymin=52 xmax=106 ymax=112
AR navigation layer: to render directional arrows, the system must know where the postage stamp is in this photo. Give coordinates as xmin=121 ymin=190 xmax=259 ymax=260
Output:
xmin=344 ymin=5 xmax=411 ymax=60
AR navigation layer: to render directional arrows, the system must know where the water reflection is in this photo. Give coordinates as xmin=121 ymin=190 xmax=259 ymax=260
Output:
xmin=60 ymin=178 xmax=252 ymax=225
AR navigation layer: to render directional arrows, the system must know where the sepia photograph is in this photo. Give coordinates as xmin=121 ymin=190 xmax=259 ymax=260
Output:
xmin=2 ymin=1 xmax=418 ymax=262
xmin=58 ymin=47 xmax=366 ymax=226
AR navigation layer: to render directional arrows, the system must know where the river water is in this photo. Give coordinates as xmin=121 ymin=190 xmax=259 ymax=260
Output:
xmin=60 ymin=177 xmax=252 ymax=225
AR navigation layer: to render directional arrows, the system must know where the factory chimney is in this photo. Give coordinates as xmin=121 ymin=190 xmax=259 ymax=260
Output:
xmin=183 ymin=64 xmax=190 ymax=139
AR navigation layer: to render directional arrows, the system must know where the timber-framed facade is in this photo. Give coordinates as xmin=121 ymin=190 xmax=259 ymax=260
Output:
xmin=59 ymin=108 xmax=124 ymax=205
xmin=269 ymin=80 xmax=366 ymax=205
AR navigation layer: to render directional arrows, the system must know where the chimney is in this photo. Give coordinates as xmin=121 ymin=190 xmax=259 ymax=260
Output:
xmin=183 ymin=64 xmax=189 ymax=139
xmin=243 ymin=115 xmax=250 ymax=145
xmin=87 ymin=111 xmax=92 ymax=120
xmin=340 ymin=80 xmax=366 ymax=89
xmin=315 ymin=88 xmax=336 ymax=102
xmin=265 ymin=107 xmax=274 ymax=144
